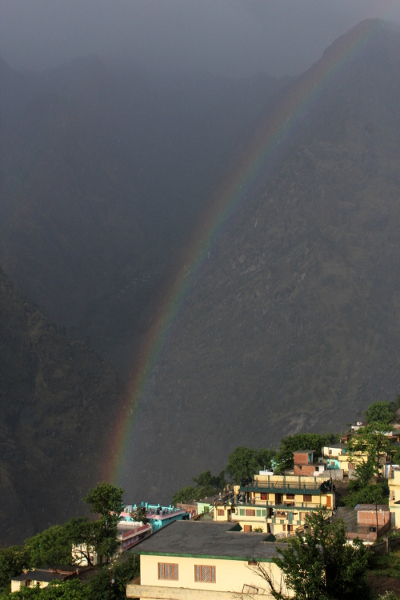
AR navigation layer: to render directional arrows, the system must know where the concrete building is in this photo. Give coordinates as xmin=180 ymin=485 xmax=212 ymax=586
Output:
xmin=293 ymin=450 xmax=326 ymax=476
xmin=322 ymin=443 xmax=346 ymax=470
xmin=126 ymin=521 xmax=292 ymax=599
xmin=342 ymin=505 xmax=390 ymax=543
xmin=214 ymin=466 xmax=334 ymax=536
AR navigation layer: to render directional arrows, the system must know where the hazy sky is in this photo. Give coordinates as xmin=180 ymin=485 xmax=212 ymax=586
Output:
xmin=1 ymin=0 xmax=400 ymax=78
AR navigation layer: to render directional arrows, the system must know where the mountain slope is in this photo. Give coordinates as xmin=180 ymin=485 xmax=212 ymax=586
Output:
xmin=0 ymin=58 xmax=286 ymax=377
xmin=124 ymin=21 xmax=400 ymax=502
xmin=0 ymin=268 xmax=122 ymax=544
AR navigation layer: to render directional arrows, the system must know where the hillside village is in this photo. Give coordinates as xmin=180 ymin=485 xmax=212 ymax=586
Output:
xmin=3 ymin=398 xmax=400 ymax=598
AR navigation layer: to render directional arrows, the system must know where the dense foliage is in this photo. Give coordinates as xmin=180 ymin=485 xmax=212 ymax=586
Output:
xmin=257 ymin=511 xmax=371 ymax=600
xmin=343 ymin=480 xmax=389 ymax=507
xmin=364 ymin=398 xmax=400 ymax=426
xmin=171 ymin=470 xmax=226 ymax=504
xmin=0 ymin=483 xmax=127 ymax=595
xmin=226 ymin=447 xmax=276 ymax=483
xmin=0 ymin=555 xmax=140 ymax=600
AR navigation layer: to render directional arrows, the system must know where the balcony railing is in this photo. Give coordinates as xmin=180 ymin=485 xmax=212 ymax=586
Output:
xmin=240 ymin=480 xmax=329 ymax=494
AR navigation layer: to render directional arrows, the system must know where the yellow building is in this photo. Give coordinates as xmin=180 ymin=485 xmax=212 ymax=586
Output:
xmin=389 ymin=466 xmax=400 ymax=528
xmin=214 ymin=472 xmax=334 ymax=536
xmin=338 ymin=449 xmax=386 ymax=478
xmin=126 ymin=521 xmax=293 ymax=599
xmin=11 ymin=567 xmax=83 ymax=593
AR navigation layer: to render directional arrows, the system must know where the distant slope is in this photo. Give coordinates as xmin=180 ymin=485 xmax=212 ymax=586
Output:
xmin=0 ymin=268 xmax=122 ymax=544
xmin=0 ymin=57 xmax=286 ymax=378
xmin=124 ymin=21 xmax=400 ymax=503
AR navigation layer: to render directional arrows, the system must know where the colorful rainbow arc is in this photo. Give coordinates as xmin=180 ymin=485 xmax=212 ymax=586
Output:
xmin=103 ymin=17 xmax=386 ymax=485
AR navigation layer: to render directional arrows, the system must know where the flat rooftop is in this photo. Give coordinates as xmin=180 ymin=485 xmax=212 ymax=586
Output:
xmin=131 ymin=521 xmax=282 ymax=562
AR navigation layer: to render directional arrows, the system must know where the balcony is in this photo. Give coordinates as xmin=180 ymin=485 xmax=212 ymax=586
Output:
xmin=267 ymin=517 xmax=302 ymax=525
xmin=240 ymin=481 xmax=324 ymax=495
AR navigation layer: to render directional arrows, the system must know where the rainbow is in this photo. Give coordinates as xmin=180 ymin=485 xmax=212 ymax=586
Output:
xmin=103 ymin=17 xmax=389 ymax=486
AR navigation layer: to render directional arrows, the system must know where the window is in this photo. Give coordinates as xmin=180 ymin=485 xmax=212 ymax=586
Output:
xmin=217 ymin=509 xmax=224 ymax=516
xmin=245 ymin=509 xmax=256 ymax=517
xmin=261 ymin=493 xmax=269 ymax=500
xmin=286 ymin=494 xmax=294 ymax=500
xmin=158 ymin=563 xmax=178 ymax=580
xmin=329 ymin=449 xmax=332 ymax=455
xmin=194 ymin=565 xmax=215 ymax=583
xmin=303 ymin=494 xmax=312 ymax=502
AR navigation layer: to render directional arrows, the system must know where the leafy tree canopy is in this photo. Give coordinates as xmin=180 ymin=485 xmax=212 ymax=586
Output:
xmin=24 ymin=524 xmax=73 ymax=569
xmin=0 ymin=547 xmax=30 ymax=593
xmin=364 ymin=401 xmax=397 ymax=426
xmin=273 ymin=433 xmax=340 ymax=473
xmin=171 ymin=486 xmax=197 ymax=505
xmin=343 ymin=481 xmax=389 ymax=508
xmin=256 ymin=510 xmax=370 ymax=600
xmin=84 ymin=483 xmax=124 ymax=520
xmin=172 ymin=470 xmax=226 ymax=505
xmin=226 ymin=447 xmax=276 ymax=483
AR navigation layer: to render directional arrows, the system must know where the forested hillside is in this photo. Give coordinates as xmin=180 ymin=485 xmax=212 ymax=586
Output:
xmin=0 ymin=269 xmax=122 ymax=544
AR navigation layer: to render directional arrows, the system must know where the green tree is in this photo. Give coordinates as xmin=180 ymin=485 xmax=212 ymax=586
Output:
xmin=343 ymin=481 xmax=389 ymax=508
xmin=64 ymin=517 xmax=105 ymax=567
xmin=83 ymin=483 xmax=124 ymax=564
xmin=273 ymin=433 xmax=340 ymax=473
xmin=0 ymin=546 xmax=30 ymax=593
xmin=171 ymin=486 xmax=197 ymax=505
xmin=255 ymin=511 xmax=370 ymax=600
xmin=364 ymin=401 xmax=396 ymax=426
xmin=84 ymin=483 xmax=124 ymax=520
xmin=226 ymin=447 xmax=276 ymax=483
xmin=87 ymin=555 xmax=140 ymax=600
xmin=192 ymin=470 xmax=226 ymax=497
xmin=24 ymin=524 xmax=73 ymax=568
xmin=172 ymin=470 xmax=227 ymax=505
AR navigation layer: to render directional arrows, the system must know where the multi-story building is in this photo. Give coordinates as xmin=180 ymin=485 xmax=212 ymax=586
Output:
xmin=214 ymin=451 xmax=335 ymax=536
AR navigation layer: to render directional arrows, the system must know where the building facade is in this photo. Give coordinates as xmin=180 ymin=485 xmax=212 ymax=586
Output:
xmin=126 ymin=521 xmax=293 ymax=599
xmin=214 ymin=470 xmax=334 ymax=536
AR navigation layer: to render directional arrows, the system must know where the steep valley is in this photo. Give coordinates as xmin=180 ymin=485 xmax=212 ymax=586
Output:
xmin=2 ymin=20 xmax=400 ymax=532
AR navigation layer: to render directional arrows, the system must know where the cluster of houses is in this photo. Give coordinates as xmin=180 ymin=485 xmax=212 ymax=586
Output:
xmin=10 ymin=423 xmax=400 ymax=598
xmin=125 ymin=432 xmax=400 ymax=599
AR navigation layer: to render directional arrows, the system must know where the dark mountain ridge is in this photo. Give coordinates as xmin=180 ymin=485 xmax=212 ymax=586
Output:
xmin=122 ymin=21 xmax=400 ymax=503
